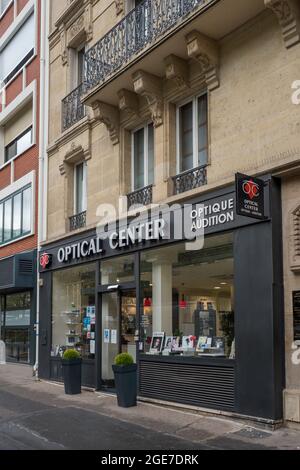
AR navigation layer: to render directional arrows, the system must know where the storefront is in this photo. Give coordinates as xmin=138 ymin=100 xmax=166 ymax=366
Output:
xmin=0 ymin=251 xmax=37 ymax=364
xmin=38 ymin=176 xmax=285 ymax=423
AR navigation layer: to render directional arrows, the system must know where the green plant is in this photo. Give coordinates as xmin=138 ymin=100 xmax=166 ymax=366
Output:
xmin=115 ymin=353 xmax=134 ymax=366
xmin=62 ymin=349 xmax=81 ymax=361
xmin=174 ymin=329 xmax=183 ymax=338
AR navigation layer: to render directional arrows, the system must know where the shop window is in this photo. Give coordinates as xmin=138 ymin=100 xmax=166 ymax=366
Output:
xmin=0 ymin=292 xmax=31 ymax=364
xmin=177 ymin=93 xmax=208 ymax=173
xmin=100 ymin=254 xmax=135 ymax=286
xmin=140 ymin=233 xmax=235 ymax=359
xmin=132 ymin=123 xmax=154 ymax=191
xmin=74 ymin=162 xmax=87 ymax=215
xmin=51 ymin=264 xmax=96 ymax=359
xmin=0 ymin=185 xmax=32 ymax=245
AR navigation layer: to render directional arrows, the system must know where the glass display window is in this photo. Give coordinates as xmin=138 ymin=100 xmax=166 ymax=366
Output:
xmin=140 ymin=233 xmax=235 ymax=359
xmin=100 ymin=254 xmax=135 ymax=285
xmin=0 ymin=292 xmax=32 ymax=363
xmin=52 ymin=264 xmax=96 ymax=359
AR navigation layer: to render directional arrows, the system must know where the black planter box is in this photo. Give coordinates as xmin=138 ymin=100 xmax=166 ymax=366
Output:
xmin=112 ymin=364 xmax=137 ymax=408
xmin=62 ymin=358 xmax=82 ymax=395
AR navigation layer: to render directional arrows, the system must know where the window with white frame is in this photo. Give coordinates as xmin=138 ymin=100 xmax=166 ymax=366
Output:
xmin=132 ymin=123 xmax=154 ymax=191
xmin=74 ymin=162 xmax=87 ymax=215
xmin=0 ymin=0 xmax=11 ymax=16
xmin=5 ymin=126 xmax=33 ymax=162
xmin=3 ymin=101 xmax=33 ymax=163
xmin=0 ymin=13 xmax=35 ymax=85
xmin=0 ymin=185 xmax=32 ymax=245
xmin=177 ymin=93 xmax=208 ymax=173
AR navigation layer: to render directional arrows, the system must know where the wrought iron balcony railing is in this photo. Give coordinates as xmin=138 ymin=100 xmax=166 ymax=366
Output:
xmin=127 ymin=185 xmax=153 ymax=209
xmin=69 ymin=211 xmax=87 ymax=231
xmin=62 ymin=84 xmax=86 ymax=131
xmin=172 ymin=165 xmax=207 ymax=195
xmin=84 ymin=0 xmax=207 ymax=92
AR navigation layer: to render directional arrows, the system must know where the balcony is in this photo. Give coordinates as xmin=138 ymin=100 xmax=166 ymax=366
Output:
xmin=62 ymin=84 xmax=86 ymax=132
xmin=172 ymin=165 xmax=207 ymax=195
xmin=127 ymin=185 xmax=153 ymax=209
xmin=84 ymin=0 xmax=208 ymax=93
xmin=82 ymin=0 xmax=265 ymax=108
xmin=69 ymin=211 xmax=87 ymax=231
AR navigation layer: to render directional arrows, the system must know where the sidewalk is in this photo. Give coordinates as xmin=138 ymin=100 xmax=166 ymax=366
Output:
xmin=0 ymin=363 xmax=300 ymax=450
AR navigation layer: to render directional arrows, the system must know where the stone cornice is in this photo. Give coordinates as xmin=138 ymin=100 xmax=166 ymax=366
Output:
xmin=92 ymin=101 xmax=120 ymax=145
xmin=115 ymin=0 xmax=124 ymax=16
xmin=186 ymin=30 xmax=220 ymax=91
xmin=55 ymin=0 xmax=89 ymax=28
xmin=118 ymin=89 xmax=140 ymax=118
xmin=164 ymin=54 xmax=190 ymax=89
xmin=132 ymin=70 xmax=164 ymax=127
xmin=265 ymin=0 xmax=300 ymax=48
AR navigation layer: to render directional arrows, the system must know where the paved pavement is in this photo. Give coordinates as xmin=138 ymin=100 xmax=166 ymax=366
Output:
xmin=0 ymin=364 xmax=300 ymax=450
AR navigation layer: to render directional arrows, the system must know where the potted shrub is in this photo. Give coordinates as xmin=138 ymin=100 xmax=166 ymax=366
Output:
xmin=62 ymin=349 xmax=81 ymax=395
xmin=112 ymin=353 xmax=137 ymax=408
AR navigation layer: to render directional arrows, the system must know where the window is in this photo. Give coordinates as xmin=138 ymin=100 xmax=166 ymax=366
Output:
xmin=0 ymin=0 xmax=11 ymax=16
xmin=0 ymin=292 xmax=31 ymax=364
xmin=177 ymin=94 xmax=208 ymax=173
xmin=52 ymin=264 xmax=96 ymax=360
xmin=5 ymin=127 xmax=33 ymax=162
xmin=100 ymin=254 xmax=135 ymax=285
xmin=0 ymin=13 xmax=35 ymax=84
xmin=140 ymin=233 xmax=235 ymax=359
xmin=74 ymin=162 xmax=87 ymax=215
xmin=0 ymin=185 xmax=32 ymax=245
xmin=132 ymin=123 xmax=154 ymax=191
xmin=77 ymin=47 xmax=85 ymax=85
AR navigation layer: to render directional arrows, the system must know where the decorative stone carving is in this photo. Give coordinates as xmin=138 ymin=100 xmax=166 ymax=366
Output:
xmin=59 ymin=1 xmax=93 ymax=65
xmin=132 ymin=70 xmax=164 ymax=127
xmin=92 ymin=101 xmax=120 ymax=145
xmin=68 ymin=14 xmax=85 ymax=47
xmin=265 ymin=0 xmax=300 ymax=48
xmin=59 ymin=142 xmax=90 ymax=176
xmin=186 ymin=31 xmax=219 ymax=91
xmin=61 ymin=31 xmax=68 ymax=66
xmin=115 ymin=0 xmax=124 ymax=15
xmin=164 ymin=55 xmax=189 ymax=89
xmin=118 ymin=89 xmax=139 ymax=117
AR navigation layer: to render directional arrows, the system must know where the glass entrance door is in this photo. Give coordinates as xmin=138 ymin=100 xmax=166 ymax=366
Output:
xmin=101 ymin=289 xmax=136 ymax=389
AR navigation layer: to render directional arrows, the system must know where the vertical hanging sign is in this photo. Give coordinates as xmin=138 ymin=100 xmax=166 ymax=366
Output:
xmin=235 ymin=173 xmax=266 ymax=220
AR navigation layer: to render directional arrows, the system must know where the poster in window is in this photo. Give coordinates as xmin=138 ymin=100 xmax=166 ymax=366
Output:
xmin=150 ymin=332 xmax=165 ymax=353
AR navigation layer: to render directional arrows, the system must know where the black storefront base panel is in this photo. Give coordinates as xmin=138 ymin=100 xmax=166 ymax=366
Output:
xmin=139 ymin=356 xmax=235 ymax=412
xmin=50 ymin=358 xmax=95 ymax=388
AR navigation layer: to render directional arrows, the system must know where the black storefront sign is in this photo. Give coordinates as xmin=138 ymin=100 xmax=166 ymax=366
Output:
xmin=235 ymin=173 xmax=265 ymax=220
xmin=293 ymin=291 xmax=300 ymax=341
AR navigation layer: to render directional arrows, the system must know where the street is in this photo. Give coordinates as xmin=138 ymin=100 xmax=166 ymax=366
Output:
xmin=0 ymin=364 xmax=299 ymax=451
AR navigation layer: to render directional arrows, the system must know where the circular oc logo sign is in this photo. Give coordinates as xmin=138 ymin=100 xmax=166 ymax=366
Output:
xmin=242 ymin=180 xmax=260 ymax=200
xmin=40 ymin=253 xmax=51 ymax=269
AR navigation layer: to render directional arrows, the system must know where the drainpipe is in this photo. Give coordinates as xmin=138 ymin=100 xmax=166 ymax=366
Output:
xmin=35 ymin=0 xmax=49 ymax=379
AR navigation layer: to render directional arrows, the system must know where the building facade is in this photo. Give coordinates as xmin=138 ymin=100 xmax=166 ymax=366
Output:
xmin=39 ymin=0 xmax=300 ymax=426
xmin=0 ymin=0 xmax=46 ymax=365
